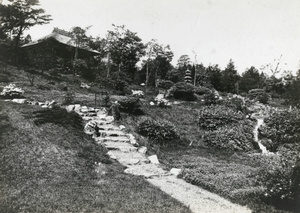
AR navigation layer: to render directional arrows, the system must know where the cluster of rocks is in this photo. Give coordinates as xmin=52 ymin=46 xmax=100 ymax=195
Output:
xmin=0 ymin=83 xmax=24 ymax=99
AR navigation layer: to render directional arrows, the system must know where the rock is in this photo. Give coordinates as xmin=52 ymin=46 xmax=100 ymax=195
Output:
xmin=107 ymin=151 xmax=117 ymax=159
xmin=66 ymin=105 xmax=75 ymax=112
xmin=80 ymin=106 xmax=89 ymax=113
xmin=80 ymin=82 xmax=91 ymax=89
xmin=74 ymin=104 xmax=81 ymax=111
xmin=132 ymin=90 xmax=144 ymax=97
xmin=148 ymin=155 xmax=160 ymax=164
xmin=119 ymin=125 xmax=126 ymax=130
xmin=0 ymin=84 xmax=24 ymax=98
xmin=11 ymin=99 xmax=27 ymax=104
xmin=150 ymin=101 xmax=155 ymax=106
xmin=170 ymin=168 xmax=182 ymax=176
xmin=138 ymin=146 xmax=147 ymax=154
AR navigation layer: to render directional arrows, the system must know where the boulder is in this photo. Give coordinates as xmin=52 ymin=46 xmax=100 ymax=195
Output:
xmin=148 ymin=155 xmax=160 ymax=164
xmin=11 ymin=99 xmax=27 ymax=104
xmin=0 ymin=84 xmax=24 ymax=99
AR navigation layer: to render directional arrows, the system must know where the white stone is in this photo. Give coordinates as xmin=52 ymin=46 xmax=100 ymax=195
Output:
xmin=138 ymin=146 xmax=147 ymax=154
xmin=74 ymin=104 xmax=81 ymax=111
xmin=66 ymin=105 xmax=75 ymax=112
xmin=170 ymin=168 xmax=182 ymax=176
xmin=107 ymin=151 xmax=117 ymax=159
xmin=132 ymin=90 xmax=144 ymax=97
xmin=148 ymin=155 xmax=160 ymax=164
xmin=119 ymin=125 xmax=126 ymax=130
xmin=11 ymin=99 xmax=27 ymax=104
xmin=150 ymin=101 xmax=155 ymax=106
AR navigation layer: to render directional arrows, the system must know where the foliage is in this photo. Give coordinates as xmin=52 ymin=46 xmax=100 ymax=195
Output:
xmin=0 ymin=0 xmax=52 ymax=61
xmin=206 ymin=64 xmax=223 ymax=91
xmin=117 ymin=96 xmax=143 ymax=114
xmin=248 ymin=89 xmax=269 ymax=104
xmin=284 ymin=78 xmax=300 ymax=108
xmin=157 ymin=79 xmax=174 ymax=89
xmin=136 ymin=117 xmax=179 ymax=145
xmin=203 ymin=92 xmax=219 ymax=105
xmin=169 ymin=82 xmax=196 ymax=101
xmin=193 ymin=86 xmax=211 ymax=95
xmin=33 ymin=106 xmax=83 ymax=130
xmin=166 ymin=69 xmax=182 ymax=83
xmin=24 ymin=67 xmax=38 ymax=86
xmin=258 ymin=150 xmax=300 ymax=211
xmin=107 ymin=25 xmax=145 ymax=79
xmin=63 ymin=91 xmax=75 ymax=105
xmin=220 ymin=59 xmax=240 ymax=93
xmin=202 ymin=120 xmax=256 ymax=151
xmin=259 ymin=109 xmax=300 ymax=152
xmin=239 ymin=66 xmax=265 ymax=93
xmin=198 ymin=105 xmax=246 ymax=130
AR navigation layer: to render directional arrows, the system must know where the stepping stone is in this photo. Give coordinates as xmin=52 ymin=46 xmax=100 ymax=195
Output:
xmin=124 ymin=164 xmax=170 ymax=178
xmin=102 ymin=141 xmax=137 ymax=152
xmin=98 ymin=130 xmax=126 ymax=137
xmin=108 ymin=150 xmax=150 ymax=165
xmin=97 ymin=124 xmax=121 ymax=131
xmin=95 ymin=136 xmax=130 ymax=143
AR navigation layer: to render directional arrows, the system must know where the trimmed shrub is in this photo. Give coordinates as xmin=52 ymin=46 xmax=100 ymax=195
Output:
xmin=137 ymin=117 xmax=179 ymax=145
xmin=33 ymin=106 xmax=83 ymax=130
xmin=157 ymin=80 xmax=174 ymax=90
xmin=193 ymin=86 xmax=211 ymax=95
xmin=198 ymin=105 xmax=246 ymax=130
xmin=259 ymin=109 xmax=300 ymax=152
xmin=202 ymin=120 xmax=256 ymax=151
xmin=118 ymin=96 xmax=143 ymax=115
xmin=248 ymin=89 xmax=269 ymax=104
xmin=169 ymin=82 xmax=196 ymax=101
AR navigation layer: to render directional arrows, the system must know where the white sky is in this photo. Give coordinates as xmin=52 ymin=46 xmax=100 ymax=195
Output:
xmin=3 ymin=0 xmax=300 ymax=73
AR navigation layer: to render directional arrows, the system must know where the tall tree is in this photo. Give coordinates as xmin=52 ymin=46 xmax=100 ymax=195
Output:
xmin=142 ymin=39 xmax=173 ymax=89
xmin=221 ymin=59 xmax=240 ymax=93
xmin=239 ymin=66 xmax=265 ymax=93
xmin=107 ymin=25 xmax=145 ymax=79
xmin=0 ymin=0 xmax=51 ymax=61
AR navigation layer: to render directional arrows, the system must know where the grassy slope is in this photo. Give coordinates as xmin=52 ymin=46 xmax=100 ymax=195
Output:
xmin=0 ymin=67 xmax=191 ymax=213
xmin=121 ymin=101 xmax=291 ymax=213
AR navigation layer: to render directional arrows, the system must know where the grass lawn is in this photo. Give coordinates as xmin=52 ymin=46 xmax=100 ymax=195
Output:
xmin=121 ymin=100 xmax=292 ymax=213
xmin=0 ymin=100 xmax=191 ymax=213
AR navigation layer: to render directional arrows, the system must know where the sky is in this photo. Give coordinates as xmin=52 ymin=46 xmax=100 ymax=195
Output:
xmin=3 ymin=0 xmax=300 ymax=74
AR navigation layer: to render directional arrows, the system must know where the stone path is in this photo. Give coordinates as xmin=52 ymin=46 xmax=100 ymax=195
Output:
xmin=67 ymin=104 xmax=251 ymax=213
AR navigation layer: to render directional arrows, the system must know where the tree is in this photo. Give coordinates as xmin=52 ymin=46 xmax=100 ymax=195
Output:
xmin=0 ymin=0 xmax=52 ymax=62
xmin=239 ymin=66 xmax=265 ymax=93
xmin=107 ymin=25 xmax=145 ymax=79
xmin=141 ymin=39 xmax=173 ymax=89
xmin=177 ymin=54 xmax=191 ymax=68
xmin=221 ymin=59 xmax=240 ymax=93
xmin=205 ymin=64 xmax=222 ymax=90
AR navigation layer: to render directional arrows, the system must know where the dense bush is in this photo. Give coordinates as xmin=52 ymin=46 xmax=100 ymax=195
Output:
xmin=248 ymin=89 xmax=269 ymax=104
xmin=203 ymin=92 xmax=219 ymax=105
xmin=33 ymin=106 xmax=83 ymax=130
xmin=202 ymin=120 xmax=256 ymax=151
xmin=168 ymin=82 xmax=196 ymax=101
xmin=157 ymin=80 xmax=174 ymax=89
xmin=259 ymin=109 xmax=300 ymax=152
xmin=193 ymin=86 xmax=211 ymax=95
xmin=198 ymin=105 xmax=246 ymax=130
xmin=117 ymin=96 xmax=143 ymax=115
xmin=258 ymin=150 xmax=300 ymax=211
xmin=63 ymin=91 xmax=75 ymax=105
xmin=136 ymin=117 xmax=179 ymax=145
